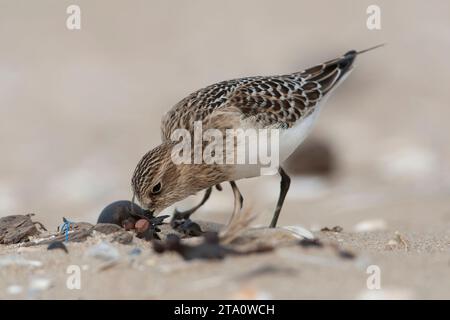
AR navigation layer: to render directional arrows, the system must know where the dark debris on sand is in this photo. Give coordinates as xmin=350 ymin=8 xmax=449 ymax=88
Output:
xmin=0 ymin=200 xmax=355 ymax=264
xmin=47 ymin=241 xmax=68 ymax=253
xmin=153 ymin=232 xmax=273 ymax=261
xmin=320 ymin=226 xmax=343 ymax=233
xmin=299 ymin=238 xmax=356 ymax=260
xmin=171 ymin=218 xmax=203 ymax=237
xmin=0 ymin=214 xmax=46 ymax=244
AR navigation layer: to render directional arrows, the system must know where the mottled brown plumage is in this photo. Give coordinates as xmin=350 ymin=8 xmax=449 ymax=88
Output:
xmin=161 ymin=51 xmax=351 ymax=140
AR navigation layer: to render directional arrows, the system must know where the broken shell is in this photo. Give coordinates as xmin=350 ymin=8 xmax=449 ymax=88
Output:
xmin=353 ymin=219 xmax=387 ymax=233
xmin=282 ymin=225 xmax=314 ymax=239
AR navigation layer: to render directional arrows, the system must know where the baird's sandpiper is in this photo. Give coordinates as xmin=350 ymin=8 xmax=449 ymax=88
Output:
xmin=132 ymin=45 xmax=382 ymax=227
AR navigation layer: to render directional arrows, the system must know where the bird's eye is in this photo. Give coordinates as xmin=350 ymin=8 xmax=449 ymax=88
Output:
xmin=151 ymin=182 xmax=162 ymax=195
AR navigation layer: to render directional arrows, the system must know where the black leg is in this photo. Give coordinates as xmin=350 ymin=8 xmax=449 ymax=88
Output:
xmin=228 ymin=181 xmax=244 ymax=224
xmin=230 ymin=181 xmax=243 ymax=209
xmin=269 ymin=167 xmax=291 ymax=228
xmin=172 ymin=187 xmax=213 ymax=221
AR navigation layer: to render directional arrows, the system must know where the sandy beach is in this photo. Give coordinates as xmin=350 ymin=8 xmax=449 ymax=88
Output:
xmin=1 ymin=172 xmax=449 ymax=299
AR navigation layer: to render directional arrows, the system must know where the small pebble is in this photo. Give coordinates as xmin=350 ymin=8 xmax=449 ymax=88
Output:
xmin=135 ymin=219 xmax=150 ymax=233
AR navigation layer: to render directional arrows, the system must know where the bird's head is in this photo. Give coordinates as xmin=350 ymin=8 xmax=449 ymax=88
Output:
xmin=131 ymin=142 xmax=226 ymax=213
xmin=131 ymin=142 xmax=182 ymax=213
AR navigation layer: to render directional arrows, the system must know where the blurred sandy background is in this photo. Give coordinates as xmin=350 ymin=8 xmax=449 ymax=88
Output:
xmin=1 ymin=0 xmax=450 ymax=232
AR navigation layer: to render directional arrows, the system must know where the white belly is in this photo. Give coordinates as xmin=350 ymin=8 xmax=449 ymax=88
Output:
xmin=230 ymin=105 xmax=323 ymax=180
xmin=279 ymin=106 xmax=322 ymax=163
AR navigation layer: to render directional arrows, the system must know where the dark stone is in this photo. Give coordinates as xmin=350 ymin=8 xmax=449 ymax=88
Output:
xmin=97 ymin=200 xmax=150 ymax=228
xmin=47 ymin=241 xmax=68 ymax=253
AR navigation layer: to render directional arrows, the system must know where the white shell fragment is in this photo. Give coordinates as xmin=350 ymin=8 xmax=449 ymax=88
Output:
xmin=281 ymin=225 xmax=314 ymax=239
xmin=353 ymin=219 xmax=387 ymax=233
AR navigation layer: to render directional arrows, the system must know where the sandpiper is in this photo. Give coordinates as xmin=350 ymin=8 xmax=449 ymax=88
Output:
xmin=132 ymin=45 xmax=382 ymax=227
